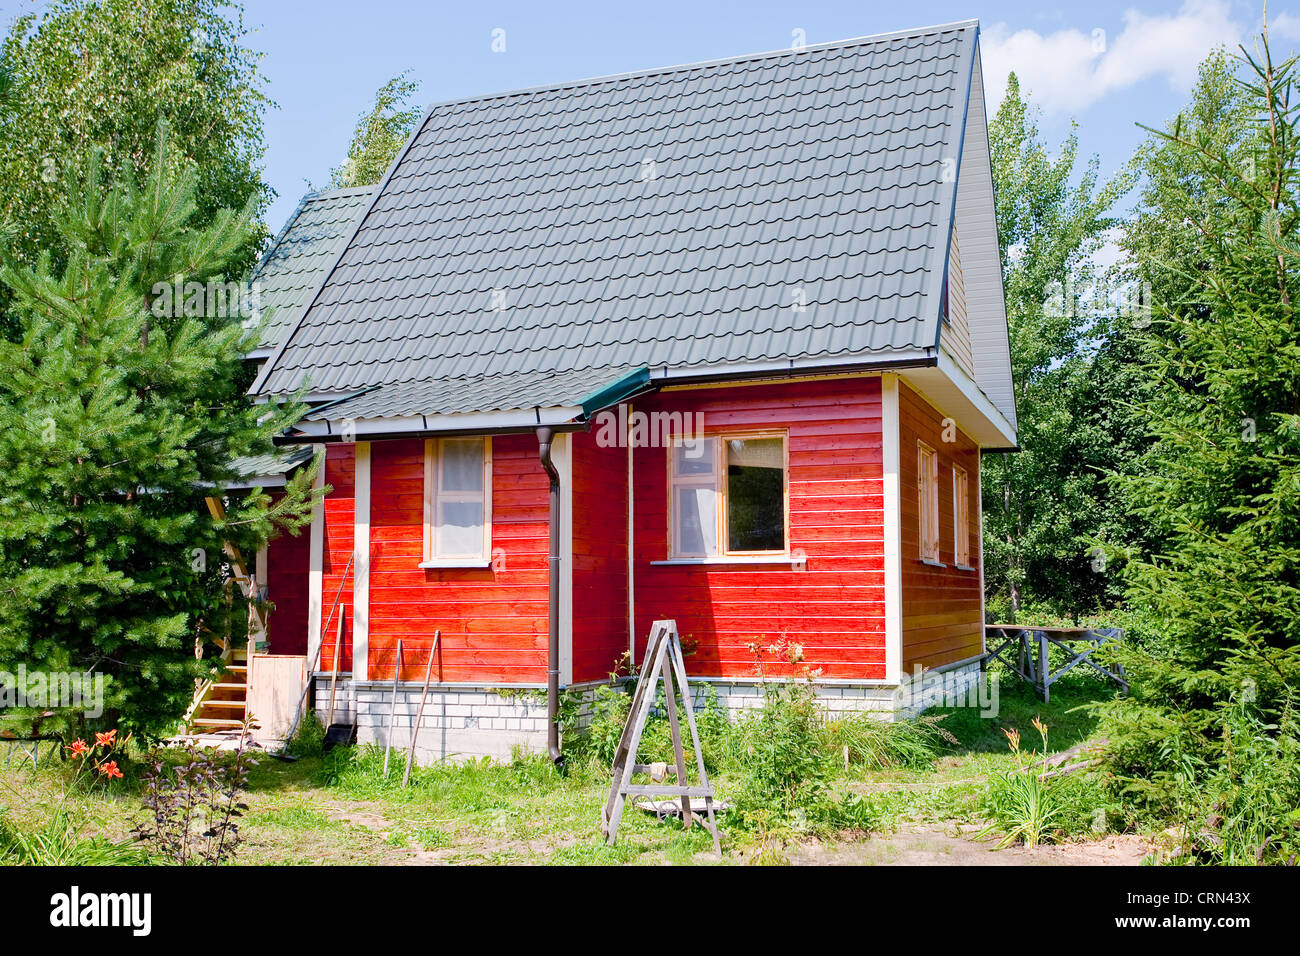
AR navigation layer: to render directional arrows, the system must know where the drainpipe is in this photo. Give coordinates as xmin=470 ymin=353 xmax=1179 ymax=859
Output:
xmin=536 ymin=426 xmax=564 ymax=767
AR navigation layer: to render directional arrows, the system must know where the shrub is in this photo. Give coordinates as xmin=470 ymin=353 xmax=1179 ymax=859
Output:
xmin=135 ymin=718 xmax=258 ymax=864
xmin=729 ymin=676 xmax=832 ymax=827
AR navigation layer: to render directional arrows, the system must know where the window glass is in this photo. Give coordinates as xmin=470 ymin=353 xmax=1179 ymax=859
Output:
xmin=726 ymin=438 xmax=784 ymax=552
xmin=440 ymin=439 xmax=484 ymax=492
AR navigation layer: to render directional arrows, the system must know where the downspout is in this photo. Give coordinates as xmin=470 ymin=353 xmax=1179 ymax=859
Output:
xmin=536 ymin=426 xmax=564 ymax=767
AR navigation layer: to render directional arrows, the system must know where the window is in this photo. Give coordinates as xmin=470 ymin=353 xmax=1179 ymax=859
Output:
xmin=918 ymin=441 xmax=940 ymax=563
xmin=668 ymin=434 xmax=786 ymax=558
xmin=422 ymin=437 xmax=491 ymax=565
xmin=953 ymin=464 xmax=970 ymax=567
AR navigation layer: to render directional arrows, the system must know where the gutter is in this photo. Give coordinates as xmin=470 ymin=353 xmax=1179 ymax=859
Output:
xmin=535 ymin=426 xmax=564 ymax=767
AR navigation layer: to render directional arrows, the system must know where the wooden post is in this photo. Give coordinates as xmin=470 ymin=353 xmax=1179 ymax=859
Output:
xmin=402 ymin=631 xmax=440 ymax=788
xmin=383 ymin=638 xmax=403 ymax=778
xmin=326 ymin=607 xmax=345 ymax=725
xmin=1038 ymin=630 xmax=1050 ymax=703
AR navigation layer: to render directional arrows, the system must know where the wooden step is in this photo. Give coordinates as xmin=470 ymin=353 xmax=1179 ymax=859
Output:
xmin=200 ymin=699 xmax=246 ymax=710
xmin=192 ymin=717 xmax=243 ymax=729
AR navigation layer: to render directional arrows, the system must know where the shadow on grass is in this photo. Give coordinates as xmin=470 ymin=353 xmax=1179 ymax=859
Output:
xmin=928 ymin=667 xmax=1117 ymax=756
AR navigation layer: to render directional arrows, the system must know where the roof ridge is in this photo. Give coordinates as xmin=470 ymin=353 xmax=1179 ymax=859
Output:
xmin=418 ymin=19 xmax=978 ymax=114
xmin=303 ymin=184 xmax=378 ymax=202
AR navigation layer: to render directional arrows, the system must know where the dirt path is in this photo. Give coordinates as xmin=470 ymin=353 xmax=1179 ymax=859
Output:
xmin=787 ymin=824 xmax=1153 ymax=865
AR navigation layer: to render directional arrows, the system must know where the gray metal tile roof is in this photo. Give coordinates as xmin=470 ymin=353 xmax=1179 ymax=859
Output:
xmin=255 ymin=21 xmax=980 ymax=420
xmin=226 ymin=445 xmax=315 ymax=485
xmin=247 ymin=186 xmax=375 ymax=352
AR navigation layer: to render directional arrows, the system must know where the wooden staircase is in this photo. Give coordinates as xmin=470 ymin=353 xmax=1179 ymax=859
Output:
xmin=188 ymin=648 xmax=249 ymax=732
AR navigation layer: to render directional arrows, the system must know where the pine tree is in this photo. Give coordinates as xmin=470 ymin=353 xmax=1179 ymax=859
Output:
xmin=0 ymin=126 xmax=313 ymax=736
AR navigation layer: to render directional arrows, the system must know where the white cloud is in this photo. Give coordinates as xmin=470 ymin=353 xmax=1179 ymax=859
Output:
xmin=981 ymin=1 xmax=1242 ymax=115
xmin=1270 ymin=11 xmax=1300 ymax=41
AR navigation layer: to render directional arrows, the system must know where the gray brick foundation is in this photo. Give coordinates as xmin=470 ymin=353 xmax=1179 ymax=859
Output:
xmin=312 ymin=658 xmax=986 ymax=764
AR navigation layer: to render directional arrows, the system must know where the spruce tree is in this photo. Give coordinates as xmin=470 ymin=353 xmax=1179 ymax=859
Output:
xmin=1104 ymin=32 xmax=1300 ymax=807
xmin=0 ymin=127 xmax=312 ymax=736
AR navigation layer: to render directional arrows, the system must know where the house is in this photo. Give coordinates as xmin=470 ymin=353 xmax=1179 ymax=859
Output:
xmin=244 ymin=19 xmax=1017 ymax=762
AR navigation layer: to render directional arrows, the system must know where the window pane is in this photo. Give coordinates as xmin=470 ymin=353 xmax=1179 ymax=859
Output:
xmin=674 ymin=438 xmax=715 ymax=476
xmin=726 ymin=438 xmax=784 ymax=552
xmin=438 ymin=500 xmax=484 ymax=556
xmin=440 ymin=439 xmax=484 ymax=492
xmin=674 ymin=486 xmax=717 ymax=555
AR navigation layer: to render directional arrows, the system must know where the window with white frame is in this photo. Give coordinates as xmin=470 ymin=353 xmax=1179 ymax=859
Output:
xmin=668 ymin=434 xmax=787 ymax=558
xmin=422 ymin=437 xmax=491 ymax=565
xmin=953 ymin=463 xmax=970 ymax=567
xmin=918 ymin=440 xmax=940 ymax=562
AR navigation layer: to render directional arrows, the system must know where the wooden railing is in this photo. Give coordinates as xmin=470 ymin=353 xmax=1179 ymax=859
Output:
xmin=984 ymin=625 xmax=1127 ymax=702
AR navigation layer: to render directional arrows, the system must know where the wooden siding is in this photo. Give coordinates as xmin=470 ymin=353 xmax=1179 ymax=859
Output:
xmin=571 ymin=429 xmax=630 ymax=683
xmin=265 ymin=491 xmax=310 ymax=656
xmin=898 ymin=381 xmax=983 ymax=672
xmin=319 ymin=444 xmax=355 ymax=672
xmin=362 ymin=435 xmax=550 ymax=684
xmin=632 ymin=377 xmax=886 ymax=680
xmin=944 ymin=223 xmax=975 ymax=379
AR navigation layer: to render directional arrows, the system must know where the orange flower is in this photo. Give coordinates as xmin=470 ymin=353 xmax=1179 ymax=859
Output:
xmin=68 ymin=739 xmax=90 ymax=758
xmin=94 ymin=730 xmax=117 ymax=748
xmin=98 ymin=760 xmax=123 ymax=780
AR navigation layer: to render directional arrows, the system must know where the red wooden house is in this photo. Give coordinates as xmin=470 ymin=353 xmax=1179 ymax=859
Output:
xmin=240 ymin=20 xmax=1017 ymax=761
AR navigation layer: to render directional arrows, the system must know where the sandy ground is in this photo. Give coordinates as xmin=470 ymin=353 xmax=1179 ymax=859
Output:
xmin=785 ymin=823 xmax=1153 ymax=866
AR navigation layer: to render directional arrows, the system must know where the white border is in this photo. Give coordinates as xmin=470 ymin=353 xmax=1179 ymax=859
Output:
xmin=881 ymin=374 xmax=903 ymax=684
xmin=352 ymin=442 xmax=371 ymax=682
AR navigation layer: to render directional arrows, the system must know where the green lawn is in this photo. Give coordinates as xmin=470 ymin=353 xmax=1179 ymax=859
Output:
xmin=0 ymin=673 xmax=1143 ymax=865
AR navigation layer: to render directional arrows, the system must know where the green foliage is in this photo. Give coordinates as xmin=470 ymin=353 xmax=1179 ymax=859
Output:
xmin=0 ymin=807 xmax=148 ymax=865
xmin=285 ymin=710 xmax=327 ymax=759
xmin=329 ymin=71 xmax=423 ymax=189
xmin=728 ymin=679 xmax=832 ymax=826
xmin=0 ymin=128 xmax=314 ymax=737
xmin=1099 ymin=32 xmax=1300 ymax=824
xmin=818 ymin=712 xmax=954 ymax=771
xmin=979 ymin=718 xmax=1103 ymax=847
xmin=0 ymin=0 xmax=271 ymax=279
xmin=982 ymin=73 xmax=1136 ymax=618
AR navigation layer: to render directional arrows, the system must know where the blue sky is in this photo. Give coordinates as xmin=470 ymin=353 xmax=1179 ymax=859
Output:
xmin=9 ymin=1 xmax=1296 ymax=228
xmin=242 ymin=0 xmax=1294 ymax=229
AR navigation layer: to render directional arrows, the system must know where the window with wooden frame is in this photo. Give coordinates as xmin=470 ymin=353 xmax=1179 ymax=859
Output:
xmin=421 ymin=437 xmax=492 ymax=566
xmin=917 ymin=440 xmax=940 ymax=563
xmin=668 ymin=433 xmax=787 ymax=558
xmin=953 ymin=463 xmax=971 ymax=567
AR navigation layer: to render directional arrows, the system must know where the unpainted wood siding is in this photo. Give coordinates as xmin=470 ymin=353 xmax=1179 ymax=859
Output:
xmin=943 ymin=223 xmax=975 ymax=379
xmin=898 ymin=381 xmax=983 ymax=672
xmin=632 ymin=377 xmax=886 ymax=680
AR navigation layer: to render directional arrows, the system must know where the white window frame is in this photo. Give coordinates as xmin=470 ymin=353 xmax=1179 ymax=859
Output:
xmin=918 ymin=440 xmax=940 ymax=563
xmin=421 ymin=437 xmax=492 ymax=567
xmin=953 ymin=463 xmax=971 ymax=568
xmin=667 ymin=431 xmax=789 ymax=559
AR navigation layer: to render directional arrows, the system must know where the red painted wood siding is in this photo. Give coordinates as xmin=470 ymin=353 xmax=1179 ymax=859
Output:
xmin=320 ymin=444 xmax=355 ymax=672
xmin=265 ymin=491 xmax=310 ymax=656
xmin=898 ymin=381 xmax=983 ymax=671
xmin=365 ymin=435 xmax=550 ymax=684
xmin=632 ymin=377 xmax=886 ymax=680
xmin=571 ymin=429 xmax=629 ymax=683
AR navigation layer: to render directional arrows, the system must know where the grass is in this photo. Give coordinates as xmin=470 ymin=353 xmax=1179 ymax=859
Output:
xmin=0 ymin=669 xmax=1132 ymax=865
